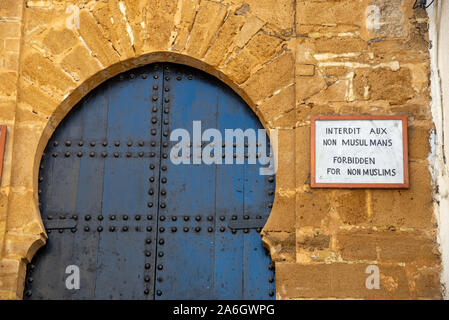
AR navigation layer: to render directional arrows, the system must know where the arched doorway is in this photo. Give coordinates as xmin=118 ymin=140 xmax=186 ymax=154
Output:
xmin=24 ymin=63 xmax=276 ymax=300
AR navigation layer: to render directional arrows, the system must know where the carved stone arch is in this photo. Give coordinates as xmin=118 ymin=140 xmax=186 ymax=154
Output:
xmin=3 ymin=13 xmax=294 ymax=297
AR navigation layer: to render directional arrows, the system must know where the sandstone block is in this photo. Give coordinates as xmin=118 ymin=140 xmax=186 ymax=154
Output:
xmin=78 ymin=10 xmax=120 ymax=66
xmin=0 ymin=21 xmax=20 ymax=39
xmin=0 ymin=0 xmax=23 ymax=18
xmin=354 ymin=67 xmax=414 ymax=105
xmin=91 ymin=1 xmax=135 ymax=59
xmin=371 ymin=162 xmax=434 ymax=229
xmin=204 ymin=13 xmax=246 ymax=66
xmin=19 ymin=81 xmax=59 ymax=118
xmin=4 ymin=52 xmax=19 ymax=71
xmin=275 ymin=129 xmax=296 ymax=189
xmin=408 ymin=125 xmax=431 ymax=160
xmin=295 ymin=70 xmax=327 ymax=104
xmin=261 ymin=231 xmax=295 ymax=262
xmin=297 ymin=64 xmax=315 ymax=77
xmin=295 ymin=125 xmax=311 ymax=185
xmin=296 ymin=190 xmax=331 ymax=229
xmin=42 ymin=28 xmax=78 ymax=56
xmin=185 ymin=0 xmax=227 ymax=58
xmin=296 ymin=0 xmax=364 ymax=26
xmin=0 ymin=72 xmax=17 ymax=97
xmin=297 ymin=231 xmax=330 ymax=251
xmin=333 ymin=190 xmax=368 ymax=225
xmin=314 ymin=38 xmax=367 ymax=54
xmin=224 ymin=31 xmax=283 ymax=84
xmin=242 ymin=51 xmax=294 ymax=104
xmin=234 ymin=15 xmax=265 ymax=49
xmin=9 ymin=127 xmax=43 ymax=189
xmin=23 ymin=6 xmax=54 ymax=34
xmin=307 ymin=80 xmax=348 ymax=103
xmin=276 ymin=262 xmax=410 ymax=299
xmin=145 ymin=0 xmax=177 ymax=51
xmin=61 ymin=45 xmax=102 ymax=82
xmin=4 ymin=38 xmax=20 ymax=53
xmin=336 ymin=230 xmax=439 ymax=265
xmin=22 ymin=53 xmax=75 ymax=95
xmin=122 ymin=0 xmax=148 ymax=55
xmin=257 ymin=85 xmax=295 ymax=127
xmin=0 ymin=100 xmax=16 ymax=122
xmin=172 ymin=0 xmax=201 ymax=51
xmin=414 ymin=268 xmax=442 ymax=299
xmin=231 ymin=0 xmax=294 ymax=31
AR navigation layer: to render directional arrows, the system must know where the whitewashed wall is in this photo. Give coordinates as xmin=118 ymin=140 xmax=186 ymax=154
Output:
xmin=429 ymin=0 xmax=449 ymax=299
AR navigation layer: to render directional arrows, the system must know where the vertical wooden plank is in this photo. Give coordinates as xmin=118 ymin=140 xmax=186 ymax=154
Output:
xmin=155 ymin=64 xmax=216 ymax=299
xmin=95 ymin=66 xmax=161 ymax=299
xmin=70 ymin=86 xmax=108 ymax=299
xmin=213 ymin=83 xmax=246 ymax=299
xmin=28 ymin=92 xmax=85 ymax=299
xmin=242 ymin=111 xmax=276 ymax=299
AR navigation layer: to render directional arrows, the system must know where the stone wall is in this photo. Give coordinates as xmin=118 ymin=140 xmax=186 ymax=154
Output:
xmin=0 ymin=0 xmax=442 ymax=299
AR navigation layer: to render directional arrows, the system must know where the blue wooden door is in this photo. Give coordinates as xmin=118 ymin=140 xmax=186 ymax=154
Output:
xmin=24 ymin=63 xmax=276 ymax=300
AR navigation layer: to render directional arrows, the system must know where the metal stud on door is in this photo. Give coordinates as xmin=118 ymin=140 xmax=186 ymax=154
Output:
xmin=25 ymin=63 xmax=275 ymax=300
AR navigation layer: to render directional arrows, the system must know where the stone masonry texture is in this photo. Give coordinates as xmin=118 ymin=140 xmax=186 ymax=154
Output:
xmin=0 ymin=0 xmax=443 ymax=299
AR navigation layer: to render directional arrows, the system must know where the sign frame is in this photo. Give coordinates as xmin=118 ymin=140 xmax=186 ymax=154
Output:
xmin=310 ymin=115 xmax=409 ymax=189
xmin=0 ymin=125 xmax=6 ymax=183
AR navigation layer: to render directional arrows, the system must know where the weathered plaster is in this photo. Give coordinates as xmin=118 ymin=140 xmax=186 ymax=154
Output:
xmin=428 ymin=0 xmax=449 ymax=299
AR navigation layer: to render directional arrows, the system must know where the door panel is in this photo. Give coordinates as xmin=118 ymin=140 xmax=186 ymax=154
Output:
xmin=24 ymin=63 xmax=275 ymax=300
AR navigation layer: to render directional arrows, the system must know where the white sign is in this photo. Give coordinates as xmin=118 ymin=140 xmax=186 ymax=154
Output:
xmin=311 ymin=116 xmax=408 ymax=188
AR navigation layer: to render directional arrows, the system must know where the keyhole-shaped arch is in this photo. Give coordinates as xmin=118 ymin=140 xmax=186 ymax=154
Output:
xmin=24 ymin=61 xmax=279 ymax=299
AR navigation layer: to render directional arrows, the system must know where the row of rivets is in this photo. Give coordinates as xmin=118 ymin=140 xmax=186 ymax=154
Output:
xmin=49 ymin=150 xmax=271 ymax=158
xmin=172 ymin=142 xmax=264 ymax=148
xmin=76 ymin=214 xmax=155 ymax=221
xmin=78 ymin=225 xmax=153 ymax=232
xmin=144 ymin=69 xmax=162 ymax=296
xmin=119 ymin=73 xmax=156 ymax=80
xmin=24 ymin=262 xmax=34 ymax=297
xmin=268 ymin=261 xmax=276 ymax=297
xmin=46 ymin=225 xmax=214 ymax=234
xmin=154 ymin=66 xmax=174 ymax=299
xmin=59 ymin=214 xmax=262 ymax=222
xmin=47 ymin=228 xmax=77 ymax=234
xmin=50 ymin=151 xmax=156 ymax=158
xmin=152 ymin=226 xmax=217 ymax=233
xmin=43 ymin=214 xmax=266 ymax=222
xmin=46 ymin=215 xmax=262 ymax=222
xmin=52 ymin=140 xmax=149 ymax=147
xmin=172 ymin=153 xmax=266 ymax=159
xmin=46 ymin=215 xmax=78 ymax=220
xmin=48 ymin=224 xmax=260 ymax=234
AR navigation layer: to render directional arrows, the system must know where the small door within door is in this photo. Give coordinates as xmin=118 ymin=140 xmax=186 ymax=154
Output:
xmin=24 ymin=63 xmax=276 ymax=300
